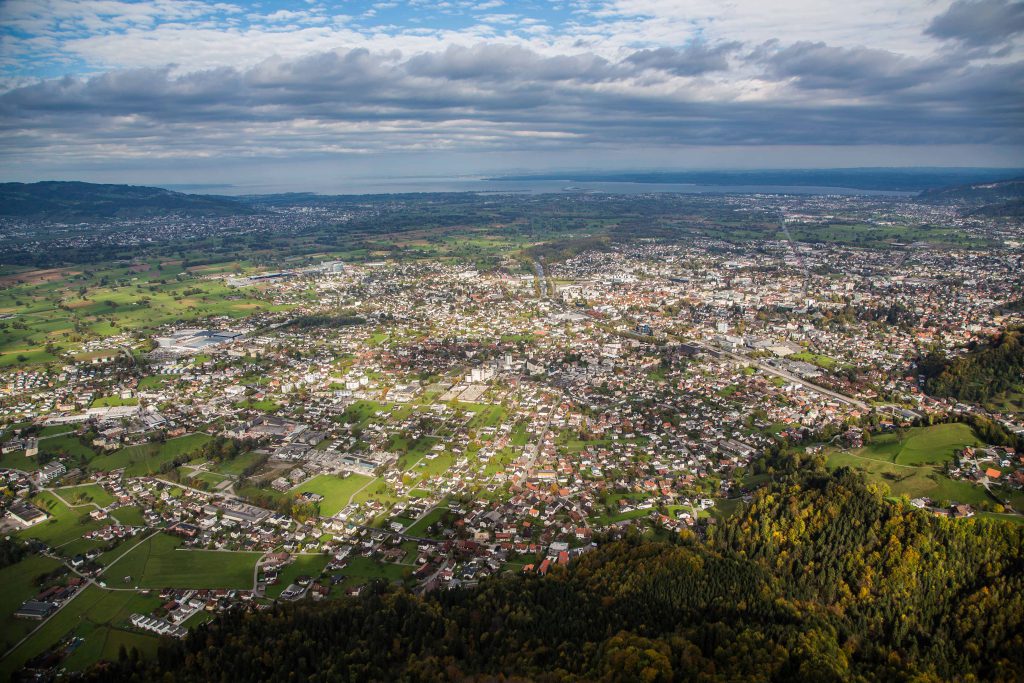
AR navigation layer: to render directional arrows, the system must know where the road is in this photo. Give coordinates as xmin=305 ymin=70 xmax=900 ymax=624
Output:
xmin=694 ymin=341 xmax=870 ymax=411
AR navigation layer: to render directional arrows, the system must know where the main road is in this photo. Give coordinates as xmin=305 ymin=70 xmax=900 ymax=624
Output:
xmin=685 ymin=339 xmax=870 ymax=411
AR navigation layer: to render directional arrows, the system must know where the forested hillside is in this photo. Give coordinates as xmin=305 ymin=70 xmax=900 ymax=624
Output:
xmin=82 ymin=470 xmax=1024 ymax=683
xmin=920 ymin=327 xmax=1024 ymax=403
xmin=0 ymin=181 xmax=256 ymax=219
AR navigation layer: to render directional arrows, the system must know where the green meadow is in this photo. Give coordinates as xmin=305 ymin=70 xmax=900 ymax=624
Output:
xmin=291 ymin=473 xmax=375 ymax=516
xmin=106 ymin=532 xmax=260 ymax=589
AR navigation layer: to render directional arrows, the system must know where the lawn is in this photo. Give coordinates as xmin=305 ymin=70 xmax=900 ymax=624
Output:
xmin=265 ymin=554 xmax=331 ymax=598
xmin=0 ymin=553 xmax=64 ymax=652
xmin=58 ymin=483 xmax=115 ymax=507
xmin=89 ymin=433 xmax=212 ymax=476
xmin=105 ymin=532 xmax=260 ymax=589
xmin=0 ymin=585 xmax=162 ymax=678
xmin=16 ymin=491 xmax=106 ymax=549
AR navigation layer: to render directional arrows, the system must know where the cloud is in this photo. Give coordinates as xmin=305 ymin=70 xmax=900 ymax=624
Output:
xmin=753 ymin=41 xmax=948 ymax=94
xmin=0 ymin=0 xmax=1021 ymax=173
xmin=624 ymin=42 xmax=741 ymax=76
xmin=1 ymin=39 xmax=1020 ymax=170
xmin=926 ymin=0 xmax=1024 ymax=47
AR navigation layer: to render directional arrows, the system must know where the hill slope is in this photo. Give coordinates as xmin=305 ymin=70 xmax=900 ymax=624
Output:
xmin=0 ymin=181 xmax=257 ymax=219
xmin=919 ymin=327 xmax=1024 ymax=403
xmin=80 ymin=470 xmax=1024 ymax=683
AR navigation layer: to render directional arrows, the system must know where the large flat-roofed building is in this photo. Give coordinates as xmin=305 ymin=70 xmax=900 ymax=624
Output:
xmin=14 ymin=601 xmax=55 ymax=620
xmin=155 ymin=328 xmax=243 ymax=354
xmin=8 ymin=500 xmax=47 ymax=527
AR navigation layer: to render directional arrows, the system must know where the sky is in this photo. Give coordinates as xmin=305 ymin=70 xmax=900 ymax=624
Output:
xmin=0 ymin=0 xmax=1022 ymax=188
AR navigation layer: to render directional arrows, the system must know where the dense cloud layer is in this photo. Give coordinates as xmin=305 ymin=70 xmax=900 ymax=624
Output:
xmin=0 ymin=0 xmax=1021 ymax=172
xmin=926 ymin=0 xmax=1024 ymax=47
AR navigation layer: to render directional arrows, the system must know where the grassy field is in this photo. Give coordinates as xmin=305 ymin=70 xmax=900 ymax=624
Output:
xmin=89 ymin=433 xmax=211 ymax=476
xmin=137 ymin=374 xmax=178 ymax=390
xmin=109 ymin=505 xmax=146 ymax=526
xmin=291 ymin=473 xmax=374 ymax=517
xmin=0 ymin=585 xmax=162 ymax=678
xmin=214 ymin=451 xmax=264 ymax=476
xmin=91 ymin=396 xmax=139 ymax=408
xmin=825 ymin=450 xmax=992 ymax=506
xmin=394 ymin=435 xmax=440 ymax=470
xmin=0 ymin=553 xmax=65 ymax=651
xmin=0 ymin=449 xmax=43 ymax=471
xmin=0 ymin=259 xmax=288 ymax=368
xmin=16 ymin=491 xmax=107 ymax=549
xmin=106 ymin=532 xmax=260 ymax=589
xmin=336 ymin=556 xmax=409 ymax=587
xmin=887 ymin=423 xmax=983 ymax=465
xmin=265 ymin=554 xmax=331 ymax=598
xmin=39 ymin=435 xmax=97 ymax=461
xmin=789 ymin=351 xmax=839 ymax=370
xmin=405 ymin=507 xmax=448 ymax=538
xmin=58 ymin=483 xmax=115 ymax=507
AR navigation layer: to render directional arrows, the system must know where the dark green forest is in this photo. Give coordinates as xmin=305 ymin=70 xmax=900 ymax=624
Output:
xmin=82 ymin=469 xmax=1024 ymax=683
xmin=920 ymin=327 xmax=1024 ymax=403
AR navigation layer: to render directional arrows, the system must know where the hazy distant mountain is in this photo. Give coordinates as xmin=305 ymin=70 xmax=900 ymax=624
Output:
xmin=490 ymin=168 xmax=1024 ymax=192
xmin=917 ymin=177 xmax=1024 ymax=217
xmin=0 ymin=181 xmax=258 ymax=219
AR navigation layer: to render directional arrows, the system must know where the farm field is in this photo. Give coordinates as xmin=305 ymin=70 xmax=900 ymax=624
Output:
xmin=821 ymin=424 xmax=997 ymax=506
xmin=0 ymin=553 xmax=65 ymax=651
xmin=0 ymin=261 xmax=290 ymax=368
xmin=0 ymin=585 xmax=162 ymax=679
xmin=106 ymin=532 xmax=260 ymax=589
xmin=290 ymin=473 xmax=374 ymax=517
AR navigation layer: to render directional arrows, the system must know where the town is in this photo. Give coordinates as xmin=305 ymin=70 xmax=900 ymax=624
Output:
xmin=1 ymin=188 xmax=1022 ymax=677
